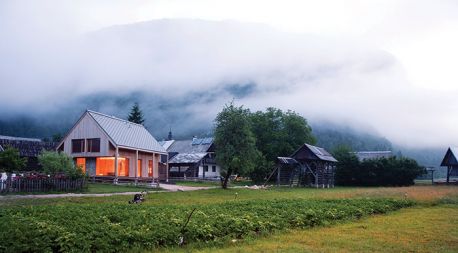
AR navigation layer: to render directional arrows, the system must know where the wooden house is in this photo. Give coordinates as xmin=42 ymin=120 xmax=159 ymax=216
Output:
xmin=160 ymin=137 xmax=220 ymax=179
xmin=0 ymin=135 xmax=55 ymax=170
xmin=57 ymin=110 xmax=167 ymax=183
xmin=440 ymin=147 xmax=458 ymax=184
xmin=274 ymin=143 xmax=337 ymax=188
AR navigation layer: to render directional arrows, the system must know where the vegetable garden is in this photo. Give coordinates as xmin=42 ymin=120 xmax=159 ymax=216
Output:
xmin=0 ymin=198 xmax=413 ymax=252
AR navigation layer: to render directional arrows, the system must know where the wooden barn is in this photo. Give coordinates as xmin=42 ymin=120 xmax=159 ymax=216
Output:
xmin=57 ymin=110 xmax=168 ymax=183
xmin=274 ymin=143 xmax=337 ymax=188
xmin=440 ymin=147 xmax=458 ymax=184
xmin=0 ymin=135 xmax=55 ymax=170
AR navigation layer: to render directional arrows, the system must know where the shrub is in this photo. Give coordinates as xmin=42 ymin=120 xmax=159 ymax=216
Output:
xmin=38 ymin=151 xmax=84 ymax=179
xmin=0 ymin=146 xmax=27 ymax=173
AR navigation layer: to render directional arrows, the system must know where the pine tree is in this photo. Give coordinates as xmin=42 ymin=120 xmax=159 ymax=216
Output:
xmin=127 ymin=102 xmax=145 ymax=125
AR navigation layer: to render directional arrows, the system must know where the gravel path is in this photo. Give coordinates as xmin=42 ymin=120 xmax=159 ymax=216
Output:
xmin=0 ymin=184 xmax=212 ymax=200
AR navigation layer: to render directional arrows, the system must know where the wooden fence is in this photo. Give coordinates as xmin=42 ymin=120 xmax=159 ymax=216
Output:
xmin=0 ymin=177 xmax=87 ymax=194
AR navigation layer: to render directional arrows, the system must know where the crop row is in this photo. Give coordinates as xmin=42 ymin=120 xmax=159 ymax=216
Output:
xmin=0 ymin=198 xmax=414 ymax=252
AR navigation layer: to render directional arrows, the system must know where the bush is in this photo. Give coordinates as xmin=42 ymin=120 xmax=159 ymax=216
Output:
xmin=38 ymin=151 xmax=84 ymax=179
xmin=333 ymin=146 xmax=425 ymax=186
xmin=0 ymin=146 xmax=27 ymax=173
xmin=0 ymin=198 xmax=414 ymax=252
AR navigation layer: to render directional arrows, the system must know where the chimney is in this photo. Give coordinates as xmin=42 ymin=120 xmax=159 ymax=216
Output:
xmin=168 ymin=127 xmax=173 ymax=141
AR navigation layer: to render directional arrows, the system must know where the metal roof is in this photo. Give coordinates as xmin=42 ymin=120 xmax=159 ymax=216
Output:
xmin=169 ymin=153 xmax=207 ymax=164
xmin=354 ymin=151 xmax=393 ymax=161
xmin=87 ymin=110 xmax=166 ymax=154
xmin=159 ymin=140 xmax=175 ymax=150
xmin=440 ymin=147 xmax=458 ymax=166
xmin=0 ymin=135 xmax=41 ymax=142
xmin=167 ymin=138 xmax=213 ymax=153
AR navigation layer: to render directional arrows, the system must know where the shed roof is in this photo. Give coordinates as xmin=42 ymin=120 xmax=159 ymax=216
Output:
xmin=87 ymin=110 xmax=166 ymax=153
xmin=0 ymin=135 xmax=55 ymax=157
xmin=277 ymin=157 xmax=299 ymax=165
xmin=291 ymin=143 xmax=338 ymax=163
xmin=169 ymin=153 xmax=207 ymax=164
xmin=440 ymin=147 xmax=458 ymax=166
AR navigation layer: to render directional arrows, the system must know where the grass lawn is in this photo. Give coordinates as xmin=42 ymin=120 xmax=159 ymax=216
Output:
xmin=187 ymin=205 xmax=458 ymax=253
xmin=174 ymin=180 xmax=254 ymax=187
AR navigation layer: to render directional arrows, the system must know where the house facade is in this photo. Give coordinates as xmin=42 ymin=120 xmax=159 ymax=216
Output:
xmin=57 ymin=110 xmax=167 ymax=182
xmin=160 ymin=137 xmax=221 ymax=179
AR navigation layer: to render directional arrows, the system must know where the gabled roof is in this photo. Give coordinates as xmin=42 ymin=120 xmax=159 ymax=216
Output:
xmin=354 ymin=151 xmax=393 ymax=161
xmin=86 ymin=110 xmax=166 ymax=153
xmin=169 ymin=153 xmax=207 ymax=164
xmin=159 ymin=140 xmax=175 ymax=150
xmin=291 ymin=143 xmax=338 ymax=163
xmin=440 ymin=147 xmax=458 ymax=166
xmin=166 ymin=138 xmax=213 ymax=153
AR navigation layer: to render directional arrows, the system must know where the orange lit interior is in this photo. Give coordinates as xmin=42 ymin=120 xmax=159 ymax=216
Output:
xmin=76 ymin=158 xmax=86 ymax=173
xmin=148 ymin=160 xmax=153 ymax=177
xmin=137 ymin=159 xmax=142 ymax=177
xmin=96 ymin=157 xmax=129 ymax=176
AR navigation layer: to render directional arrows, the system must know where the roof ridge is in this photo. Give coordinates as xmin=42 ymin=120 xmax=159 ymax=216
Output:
xmin=87 ymin=110 xmax=144 ymax=127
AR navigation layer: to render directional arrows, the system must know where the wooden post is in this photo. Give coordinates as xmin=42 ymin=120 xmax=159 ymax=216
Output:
xmin=135 ymin=149 xmax=139 ymax=185
xmin=114 ymin=147 xmax=119 ymax=184
xmin=277 ymin=166 xmax=280 ymax=187
xmin=431 ymin=169 xmax=434 ymax=185
xmin=446 ymin=166 xmax=451 ymax=184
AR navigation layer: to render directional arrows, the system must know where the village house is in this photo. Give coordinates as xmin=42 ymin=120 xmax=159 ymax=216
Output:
xmin=440 ymin=147 xmax=458 ymax=184
xmin=0 ymin=135 xmax=55 ymax=170
xmin=57 ymin=110 xmax=167 ymax=182
xmin=160 ymin=136 xmax=221 ymax=179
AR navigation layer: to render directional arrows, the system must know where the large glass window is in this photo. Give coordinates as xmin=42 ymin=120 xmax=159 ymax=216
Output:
xmin=204 ymin=165 xmax=209 ymax=172
xmin=72 ymin=139 xmax=84 ymax=153
xmin=95 ymin=157 xmax=129 ymax=176
xmin=212 ymin=166 xmax=216 ymax=172
xmin=76 ymin=158 xmax=86 ymax=173
xmin=96 ymin=157 xmax=115 ymax=176
xmin=87 ymin=138 xmax=100 ymax=153
xmin=148 ymin=160 xmax=153 ymax=177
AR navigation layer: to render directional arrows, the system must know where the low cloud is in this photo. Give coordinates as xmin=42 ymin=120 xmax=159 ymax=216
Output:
xmin=0 ymin=2 xmax=457 ymax=148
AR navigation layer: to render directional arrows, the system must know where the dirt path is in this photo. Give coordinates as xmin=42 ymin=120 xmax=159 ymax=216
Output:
xmin=0 ymin=184 xmax=212 ymax=200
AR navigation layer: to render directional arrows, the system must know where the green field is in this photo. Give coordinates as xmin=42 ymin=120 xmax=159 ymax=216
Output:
xmin=0 ymin=186 xmax=457 ymax=252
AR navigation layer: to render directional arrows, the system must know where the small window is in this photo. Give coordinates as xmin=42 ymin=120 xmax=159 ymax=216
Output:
xmin=87 ymin=138 xmax=100 ymax=153
xmin=204 ymin=165 xmax=209 ymax=172
xmin=212 ymin=166 xmax=216 ymax=172
xmin=72 ymin=139 xmax=85 ymax=153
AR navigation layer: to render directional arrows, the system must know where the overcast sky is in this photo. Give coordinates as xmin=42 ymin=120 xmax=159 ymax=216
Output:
xmin=0 ymin=0 xmax=457 ymax=148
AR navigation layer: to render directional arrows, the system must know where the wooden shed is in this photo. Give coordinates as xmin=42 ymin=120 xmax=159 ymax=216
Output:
xmin=440 ymin=147 xmax=458 ymax=184
xmin=273 ymin=143 xmax=337 ymax=188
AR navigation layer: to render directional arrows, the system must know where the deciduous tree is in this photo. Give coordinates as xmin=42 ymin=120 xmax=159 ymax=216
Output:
xmin=214 ymin=102 xmax=259 ymax=189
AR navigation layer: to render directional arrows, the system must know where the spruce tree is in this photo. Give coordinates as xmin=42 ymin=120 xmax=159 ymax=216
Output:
xmin=127 ymin=102 xmax=145 ymax=125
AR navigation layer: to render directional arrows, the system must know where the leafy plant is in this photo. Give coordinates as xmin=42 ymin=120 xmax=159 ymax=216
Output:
xmin=0 ymin=146 xmax=27 ymax=173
